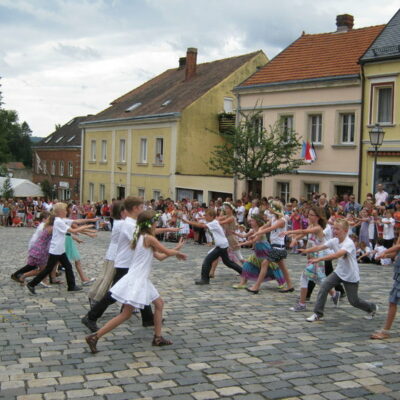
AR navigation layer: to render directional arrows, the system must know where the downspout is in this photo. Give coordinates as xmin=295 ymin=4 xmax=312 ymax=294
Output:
xmin=357 ymin=65 xmax=365 ymax=202
xmin=80 ymin=128 xmax=85 ymax=204
xmin=234 ymin=92 xmax=241 ymax=201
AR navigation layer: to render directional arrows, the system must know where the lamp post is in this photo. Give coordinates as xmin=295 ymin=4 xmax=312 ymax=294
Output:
xmin=369 ymin=123 xmax=385 ymax=193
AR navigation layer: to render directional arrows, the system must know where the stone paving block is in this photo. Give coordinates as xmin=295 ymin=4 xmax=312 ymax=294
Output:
xmin=16 ymin=395 xmax=43 ymax=400
xmin=66 ymin=389 xmax=94 ymax=398
xmin=191 ymin=391 xmax=220 ymax=400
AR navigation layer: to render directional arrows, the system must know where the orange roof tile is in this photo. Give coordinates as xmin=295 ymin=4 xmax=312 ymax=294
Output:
xmin=241 ymin=25 xmax=385 ymax=87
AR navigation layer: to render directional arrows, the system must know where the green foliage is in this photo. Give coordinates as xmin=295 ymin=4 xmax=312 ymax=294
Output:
xmin=0 ymin=109 xmax=33 ymax=167
xmin=209 ymin=110 xmax=305 ymax=191
xmin=40 ymin=179 xmax=54 ymax=200
xmin=0 ymin=165 xmax=7 ymax=177
xmin=1 ymin=176 xmax=14 ymax=199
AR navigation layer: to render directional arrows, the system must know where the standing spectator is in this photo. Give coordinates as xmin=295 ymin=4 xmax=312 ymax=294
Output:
xmin=236 ymin=199 xmax=245 ymax=225
xmin=375 ymin=183 xmax=389 ymax=207
xmin=344 ymin=194 xmax=362 ymax=216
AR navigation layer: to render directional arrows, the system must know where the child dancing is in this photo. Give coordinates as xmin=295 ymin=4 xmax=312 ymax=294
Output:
xmin=371 ymin=237 xmax=400 ymax=339
xmin=85 ymin=210 xmax=187 ymax=353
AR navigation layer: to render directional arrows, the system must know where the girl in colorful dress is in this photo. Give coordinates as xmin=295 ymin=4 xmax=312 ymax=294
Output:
xmin=85 ymin=210 xmax=187 ymax=353
xmin=254 ymin=201 xmax=294 ymax=293
xmin=283 ymin=206 xmax=339 ymax=311
xmin=88 ymin=201 xmax=126 ymax=307
xmin=232 ymin=214 xmax=285 ymax=292
xmin=371 ymin=237 xmax=400 ymax=339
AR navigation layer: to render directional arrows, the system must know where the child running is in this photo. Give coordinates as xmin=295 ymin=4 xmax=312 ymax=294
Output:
xmin=181 ymin=208 xmax=242 ymax=285
xmin=371 ymin=236 xmax=400 ymax=339
xmin=85 ymin=210 xmax=187 ymax=353
xmin=303 ymin=219 xmax=378 ymax=322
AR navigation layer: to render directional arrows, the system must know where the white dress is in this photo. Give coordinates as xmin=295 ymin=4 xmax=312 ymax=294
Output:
xmin=110 ymin=235 xmax=159 ymax=309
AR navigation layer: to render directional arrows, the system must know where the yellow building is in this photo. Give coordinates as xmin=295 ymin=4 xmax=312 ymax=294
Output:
xmin=81 ymin=48 xmax=267 ymax=202
xmin=359 ymin=9 xmax=400 ymax=199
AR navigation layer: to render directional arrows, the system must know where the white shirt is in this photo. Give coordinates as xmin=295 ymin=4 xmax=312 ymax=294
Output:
xmin=49 ymin=217 xmax=73 ymax=255
xmin=105 ymin=219 xmax=124 ymax=261
xmin=374 ymin=245 xmax=391 ymax=265
xmin=375 ymin=190 xmax=388 ymax=206
xmin=382 ymin=217 xmax=395 ymax=240
xmin=206 ymin=219 xmax=229 ymax=248
xmin=269 ymin=215 xmax=286 ymax=245
xmin=236 ymin=206 xmax=245 ymax=223
xmin=325 ymin=236 xmax=360 ymax=283
xmin=113 ymin=217 xmax=137 ymax=269
xmin=248 ymin=207 xmax=259 ymax=220
xmin=28 ymin=222 xmax=45 ymax=250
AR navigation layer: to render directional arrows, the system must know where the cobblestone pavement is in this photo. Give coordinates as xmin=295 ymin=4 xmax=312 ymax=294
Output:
xmin=1 ymin=228 xmax=400 ymax=400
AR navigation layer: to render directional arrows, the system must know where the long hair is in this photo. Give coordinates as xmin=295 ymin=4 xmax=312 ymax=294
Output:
xmin=311 ymin=205 xmax=327 ymax=229
xmin=131 ymin=210 xmax=158 ymax=249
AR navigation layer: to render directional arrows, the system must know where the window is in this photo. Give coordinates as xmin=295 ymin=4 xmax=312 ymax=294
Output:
xmin=119 ymin=139 xmax=126 ymax=162
xmin=153 ymin=190 xmax=161 ymax=201
xmin=55 ymin=136 xmax=64 ymax=143
xmin=140 ymin=138 xmax=147 ymax=163
xmin=138 ymin=188 xmax=145 ymax=199
xmin=377 ymin=87 xmax=393 ymax=123
xmin=305 ymin=183 xmax=319 ymax=200
xmin=125 ymin=102 xmax=142 ymax=112
xmin=68 ymin=161 xmax=73 ymax=177
xmin=90 ymin=140 xmax=96 ymax=161
xmin=224 ymin=97 xmax=233 ymax=113
xmin=155 ymin=138 xmax=164 ymax=165
xmin=99 ymin=184 xmax=105 ymax=201
xmin=101 ymin=140 xmax=107 ymax=162
xmin=51 ymin=161 xmax=56 ymax=175
xmin=277 ymin=182 xmax=290 ymax=204
xmin=42 ymin=161 xmax=47 ymax=175
xmin=309 ymin=114 xmax=322 ymax=143
xmin=67 ymin=135 xmax=75 ymax=143
xmin=59 ymin=160 xmax=64 ymax=176
xmin=340 ymin=113 xmax=355 ymax=144
xmin=89 ymin=183 xmax=94 ymax=202
xmin=280 ymin=115 xmax=293 ymax=141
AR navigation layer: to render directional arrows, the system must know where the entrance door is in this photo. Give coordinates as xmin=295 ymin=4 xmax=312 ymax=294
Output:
xmin=117 ymin=186 xmax=125 ymax=200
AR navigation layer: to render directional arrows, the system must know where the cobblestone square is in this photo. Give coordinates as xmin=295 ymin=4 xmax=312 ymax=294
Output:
xmin=1 ymin=228 xmax=399 ymax=400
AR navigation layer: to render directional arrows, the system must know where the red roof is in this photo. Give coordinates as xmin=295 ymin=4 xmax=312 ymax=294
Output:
xmin=241 ymin=25 xmax=385 ymax=87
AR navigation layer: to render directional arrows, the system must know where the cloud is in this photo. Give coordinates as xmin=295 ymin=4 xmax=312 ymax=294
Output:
xmin=53 ymin=43 xmax=101 ymax=60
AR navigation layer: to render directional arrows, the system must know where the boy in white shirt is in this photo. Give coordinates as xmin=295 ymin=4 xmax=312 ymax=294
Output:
xmin=27 ymin=203 xmax=93 ymax=295
xmin=381 ymin=209 xmax=395 ymax=249
xmin=301 ymin=219 xmax=377 ymax=322
xmin=182 ymin=208 xmax=242 ymax=284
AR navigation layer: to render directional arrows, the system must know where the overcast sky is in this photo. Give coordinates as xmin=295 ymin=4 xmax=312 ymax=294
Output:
xmin=1 ymin=0 xmax=399 ymax=137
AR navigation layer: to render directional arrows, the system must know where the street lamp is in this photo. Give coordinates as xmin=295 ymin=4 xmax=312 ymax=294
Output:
xmin=369 ymin=123 xmax=385 ymax=193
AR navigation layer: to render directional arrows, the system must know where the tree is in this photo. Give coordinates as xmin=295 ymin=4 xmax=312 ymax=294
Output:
xmin=1 ymin=176 xmax=14 ymax=199
xmin=40 ymin=179 xmax=54 ymax=200
xmin=208 ymin=110 xmax=305 ymax=196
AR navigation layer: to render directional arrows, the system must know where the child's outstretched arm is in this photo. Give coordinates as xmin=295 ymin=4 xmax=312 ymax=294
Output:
xmin=308 ymin=249 xmax=347 ymax=264
xmin=146 ymin=236 xmax=187 ymax=261
xmin=298 ymin=243 xmax=328 ymax=255
xmin=180 ymin=217 xmax=207 ymax=230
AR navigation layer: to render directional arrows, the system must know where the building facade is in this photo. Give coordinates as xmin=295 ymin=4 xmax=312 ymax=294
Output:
xmin=81 ymin=48 xmax=268 ymax=203
xmin=32 ymin=116 xmax=90 ymax=201
xmin=234 ymin=15 xmax=384 ymax=202
xmin=359 ymin=9 xmax=400 ymax=199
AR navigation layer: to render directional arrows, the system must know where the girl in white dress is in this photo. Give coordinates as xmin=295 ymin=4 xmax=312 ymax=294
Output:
xmin=85 ymin=210 xmax=187 ymax=353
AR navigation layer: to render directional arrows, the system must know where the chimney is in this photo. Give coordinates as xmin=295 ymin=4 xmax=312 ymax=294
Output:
xmin=185 ymin=47 xmax=197 ymax=81
xmin=178 ymin=57 xmax=186 ymax=70
xmin=336 ymin=14 xmax=354 ymax=32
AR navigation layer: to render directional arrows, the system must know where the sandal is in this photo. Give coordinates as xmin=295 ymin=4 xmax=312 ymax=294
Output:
xmin=232 ymin=284 xmax=247 ymax=289
xmin=370 ymin=330 xmax=390 ymax=340
xmin=152 ymin=335 xmax=173 ymax=346
xmin=85 ymin=333 xmax=99 ymax=353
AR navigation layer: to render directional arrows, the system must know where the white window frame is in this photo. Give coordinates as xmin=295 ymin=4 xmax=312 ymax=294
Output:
xmin=153 ymin=190 xmax=161 ymax=201
xmin=377 ymin=86 xmax=393 ymax=124
xmin=305 ymin=183 xmax=320 ymax=200
xmin=224 ymin=97 xmax=234 ymax=113
xmin=90 ymin=140 xmax=96 ymax=161
xmin=369 ymin=80 xmax=395 ymax=125
xmin=51 ymin=160 xmax=56 ymax=175
xmin=99 ymin=184 xmax=105 ymax=201
xmin=340 ymin=113 xmax=355 ymax=144
xmin=280 ymin=115 xmax=294 ymax=142
xmin=101 ymin=140 xmax=107 ymax=162
xmin=119 ymin=139 xmax=126 ymax=162
xmin=138 ymin=188 xmax=145 ymax=199
xmin=309 ymin=114 xmax=322 ymax=144
xmin=139 ymin=138 xmax=147 ymax=163
xmin=68 ymin=161 xmax=73 ymax=177
xmin=59 ymin=160 xmax=64 ymax=176
xmin=89 ymin=183 xmax=94 ymax=202
xmin=155 ymin=138 xmax=164 ymax=165
xmin=277 ymin=181 xmax=290 ymax=204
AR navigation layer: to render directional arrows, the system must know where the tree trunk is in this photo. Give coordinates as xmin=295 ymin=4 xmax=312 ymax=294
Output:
xmin=249 ymin=179 xmax=260 ymax=199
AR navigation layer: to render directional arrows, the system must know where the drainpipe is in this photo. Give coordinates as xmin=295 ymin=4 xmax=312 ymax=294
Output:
xmin=80 ymin=128 xmax=85 ymax=204
xmin=357 ymin=65 xmax=365 ymax=202
xmin=234 ymin=93 xmax=241 ymax=201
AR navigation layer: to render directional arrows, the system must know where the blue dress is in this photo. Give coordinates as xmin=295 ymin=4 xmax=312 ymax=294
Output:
xmin=389 ymin=255 xmax=400 ymax=304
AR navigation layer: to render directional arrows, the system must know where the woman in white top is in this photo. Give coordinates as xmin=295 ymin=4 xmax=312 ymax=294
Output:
xmin=88 ymin=201 xmax=126 ymax=307
xmin=255 ymin=201 xmax=294 ymax=292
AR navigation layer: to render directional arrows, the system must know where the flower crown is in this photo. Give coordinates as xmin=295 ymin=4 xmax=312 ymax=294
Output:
xmin=223 ymin=202 xmax=236 ymax=212
xmin=132 ymin=213 xmax=161 ymax=242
